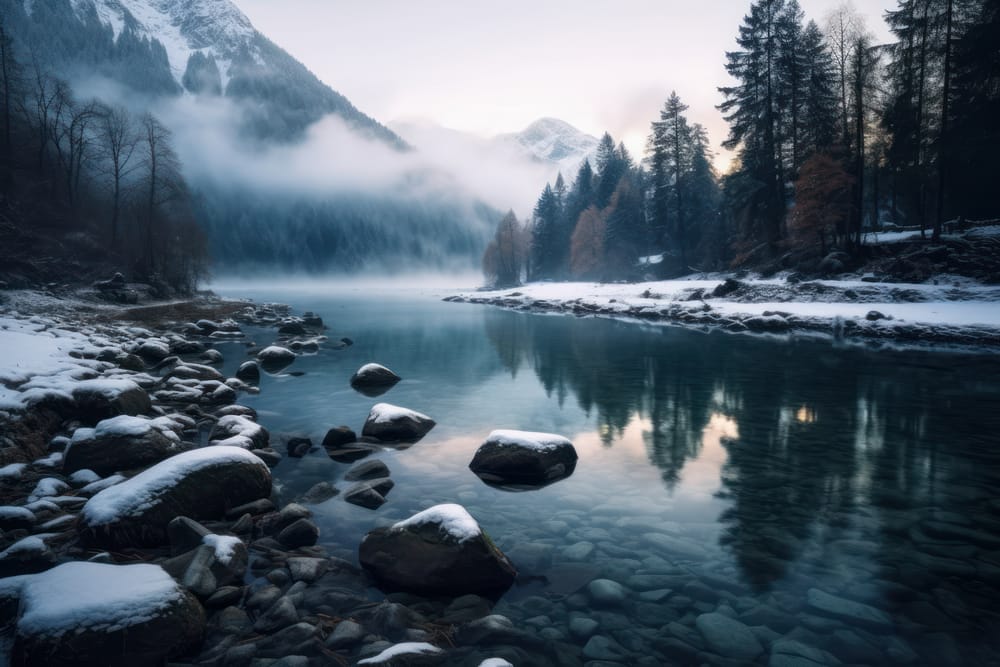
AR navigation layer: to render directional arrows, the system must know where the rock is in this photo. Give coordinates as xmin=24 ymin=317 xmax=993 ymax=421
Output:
xmin=0 ymin=506 xmax=36 ymax=531
xmin=350 ymin=363 xmax=402 ymax=397
xmin=359 ymin=504 xmax=516 ymax=597
xmin=325 ymin=619 xmax=365 ymax=649
xmin=214 ymin=605 xmax=252 ymax=636
xmin=468 ymin=430 xmax=578 ymax=487
xmin=569 ymin=617 xmax=599 ymax=639
xmin=253 ymin=621 xmax=318 ymax=658
xmin=205 ymin=586 xmax=242 ymax=609
xmin=866 ymin=310 xmax=889 ymax=321
xmin=136 ymin=340 xmax=171 ymax=361
xmin=286 ymin=437 xmax=314 ymax=458
xmin=712 ymin=278 xmax=743 ymax=297
xmin=255 ymin=596 xmax=299 ymax=633
xmin=582 ymin=635 xmax=629 ymax=661
xmin=257 ymin=346 xmax=296 ymax=372
xmin=806 ymin=588 xmax=892 ymax=631
xmin=287 ymin=557 xmax=329 ymax=583
xmin=321 ymin=426 xmax=357 ymax=450
xmin=361 ymin=403 xmax=436 ymax=442
xmin=278 ymin=518 xmax=320 ymax=549
xmin=200 ymin=349 xmax=224 ymax=364
xmin=587 ymin=579 xmax=628 ymax=606
xmin=10 ymin=562 xmax=205 ymax=667
xmin=695 ymin=612 xmax=763 ymax=660
xmin=345 ymin=459 xmax=390 ymax=481
xmin=0 ymin=536 xmax=57 ymax=577
xmin=278 ymin=321 xmax=307 ymax=336
xmin=226 ymin=498 xmax=275 ymax=518
xmin=70 ymin=379 xmax=152 ymax=425
xmin=64 ymin=415 xmax=186 ymax=476
xmin=81 ymin=447 xmax=272 ymax=548
xmin=299 ymin=481 xmax=339 ymax=504
xmin=769 ymin=638 xmax=840 ymax=667
xmin=235 ymin=360 xmax=261 ymax=384
xmin=343 ymin=477 xmax=394 ymax=508
xmin=327 ymin=443 xmax=380 ymax=463
xmin=209 ymin=415 xmax=269 ymax=450
xmin=167 ymin=516 xmax=212 ymax=555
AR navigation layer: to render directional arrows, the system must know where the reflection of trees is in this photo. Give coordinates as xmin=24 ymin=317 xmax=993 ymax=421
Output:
xmin=483 ymin=306 xmax=1000 ymax=609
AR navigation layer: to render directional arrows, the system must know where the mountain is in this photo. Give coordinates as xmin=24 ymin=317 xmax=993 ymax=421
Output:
xmin=2 ymin=0 xmax=405 ymax=146
xmin=496 ymin=117 xmax=600 ymax=172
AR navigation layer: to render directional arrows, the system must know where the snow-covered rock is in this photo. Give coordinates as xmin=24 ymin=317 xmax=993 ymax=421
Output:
xmin=9 ymin=562 xmax=204 ymax=666
xmin=359 ymin=503 xmax=516 ymax=597
xmin=361 ymin=403 xmax=435 ymax=442
xmin=70 ymin=379 xmax=151 ymax=424
xmin=469 ymin=429 xmax=578 ymax=488
xmin=208 ymin=414 xmax=269 ymax=449
xmin=81 ymin=446 xmax=271 ymax=547
xmin=64 ymin=415 xmax=187 ymax=476
xmin=350 ymin=363 xmax=401 ymax=396
xmin=0 ymin=534 xmax=57 ymax=577
xmin=256 ymin=346 xmax=296 ymax=372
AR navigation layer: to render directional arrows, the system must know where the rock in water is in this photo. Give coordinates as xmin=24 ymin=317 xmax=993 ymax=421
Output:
xmin=256 ymin=346 xmax=296 ymax=372
xmin=63 ymin=415 xmax=187 ymax=476
xmin=695 ymin=612 xmax=763 ymax=660
xmin=81 ymin=446 xmax=272 ymax=548
xmin=359 ymin=503 xmax=516 ymax=597
xmin=361 ymin=403 xmax=435 ymax=442
xmin=9 ymin=562 xmax=204 ymax=666
xmin=236 ymin=360 xmax=261 ymax=384
xmin=350 ymin=363 xmax=401 ymax=397
xmin=469 ymin=430 xmax=578 ymax=488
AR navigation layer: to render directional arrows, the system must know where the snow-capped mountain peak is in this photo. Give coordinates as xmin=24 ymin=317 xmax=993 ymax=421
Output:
xmin=498 ymin=117 xmax=600 ymax=167
xmin=70 ymin=0 xmax=256 ymax=82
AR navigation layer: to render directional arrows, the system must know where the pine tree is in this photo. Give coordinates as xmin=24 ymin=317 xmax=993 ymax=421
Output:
xmin=531 ymin=183 xmax=561 ymax=280
xmin=561 ymin=160 xmax=595 ymax=276
xmin=719 ymin=0 xmax=787 ymax=249
xmin=594 ymin=132 xmax=626 ymax=208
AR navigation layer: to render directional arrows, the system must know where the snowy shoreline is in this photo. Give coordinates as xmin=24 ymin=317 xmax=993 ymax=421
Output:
xmin=445 ymin=275 xmax=1000 ymax=352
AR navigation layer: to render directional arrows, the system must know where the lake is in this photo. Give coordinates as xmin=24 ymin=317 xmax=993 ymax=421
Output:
xmin=215 ymin=285 xmax=1000 ymax=665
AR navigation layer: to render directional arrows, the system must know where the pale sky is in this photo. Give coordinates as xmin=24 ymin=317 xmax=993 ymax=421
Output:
xmin=232 ymin=0 xmax=894 ymax=171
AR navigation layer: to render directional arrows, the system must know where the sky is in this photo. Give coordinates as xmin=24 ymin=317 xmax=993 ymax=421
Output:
xmin=232 ymin=0 xmax=895 ymax=173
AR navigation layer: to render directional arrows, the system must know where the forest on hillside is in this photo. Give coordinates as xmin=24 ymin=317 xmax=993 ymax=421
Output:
xmin=484 ymin=0 xmax=1000 ymax=287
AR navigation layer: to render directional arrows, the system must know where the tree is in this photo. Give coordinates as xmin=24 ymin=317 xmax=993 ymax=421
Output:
xmin=719 ymin=0 xmax=787 ymax=249
xmin=648 ymin=92 xmax=693 ymax=264
xmin=531 ymin=183 xmax=562 ymax=280
xmin=570 ymin=205 xmax=606 ymax=280
xmin=825 ymin=2 xmax=864 ymax=155
xmin=483 ymin=210 xmax=526 ymax=288
xmin=560 ymin=159 xmax=595 ymax=276
xmin=789 ymin=152 xmax=853 ymax=252
xmin=594 ymin=132 xmax=626 ymax=209
xmin=0 ymin=20 xmax=21 ymax=167
xmin=98 ymin=104 xmax=139 ymax=247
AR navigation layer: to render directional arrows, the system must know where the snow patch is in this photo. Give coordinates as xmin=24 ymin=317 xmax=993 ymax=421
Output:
xmin=202 ymin=534 xmax=241 ymax=565
xmin=368 ymin=403 xmax=431 ymax=425
xmin=358 ymin=642 xmax=443 ymax=664
xmin=82 ymin=446 xmax=266 ymax=526
xmin=485 ymin=429 xmax=572 ymax=452
xmin=16 ymin=562 xmax=183 ymax=637
xmin=392 ymin=503 xmax=482 ymax=543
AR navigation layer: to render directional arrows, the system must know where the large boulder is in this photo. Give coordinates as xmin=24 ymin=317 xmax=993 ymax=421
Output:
xmin=359 ymin=504 xmax=516 ymax=597
xmin=361 ymin=403 xmax=435 ymax=442
xmin=63 ymin=415 xmax=187 ymax=476
xmin=70 ymin=379 xmax=151 ymax=425
xmin=81 ymin=446 xmax=272 ymax=548
xmin=350 ymin=363 xmax=401 ymax=397
xmin=10 ymin=562 xmax=205 ymax=666
xmin=469 ymin=430 xmax=578 ymax=488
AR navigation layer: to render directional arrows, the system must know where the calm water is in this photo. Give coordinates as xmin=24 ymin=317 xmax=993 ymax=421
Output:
xmin=216 ymin=286 xmax=1000 ymax=665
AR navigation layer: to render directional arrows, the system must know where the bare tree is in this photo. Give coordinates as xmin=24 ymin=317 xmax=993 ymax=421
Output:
xmin=824 ymin=2 xmax=864 ymax=155
xmin=139 ymin=112 xmax=184 ymax=275
xmin=0 ymin=20 xmax=21 ymax=165
xmin=50 ymin=84 xmax=99 ymax=212
xmin=98 ymin=104 xmax=140 ymax=247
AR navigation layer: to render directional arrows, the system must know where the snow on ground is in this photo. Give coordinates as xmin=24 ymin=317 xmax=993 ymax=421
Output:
xmin=357 ymin=642 xmax=443 ymax=664
xmin=485 ymin=429 xmax=573 ymax=452
xmin=392 ymin=503 xmax=482 ymax=543
xmin=202 ymin=534 xmax=242 ymax=566
xmin=456 ymin=278 xmax=1000 ymax=326
xmin=14 ymin=562 xmax=183 ymax=636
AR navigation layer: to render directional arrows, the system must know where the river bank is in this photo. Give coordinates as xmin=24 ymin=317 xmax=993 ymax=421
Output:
xmin=0 ymin=286 xmax=539 ymax=666
xmin=445 ymin=274 xmax=1000 ymax=351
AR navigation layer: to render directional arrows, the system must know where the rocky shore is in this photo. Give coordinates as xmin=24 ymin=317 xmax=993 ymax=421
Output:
xmin=444 ymin=276 xmax=1000 ymax=350
xmin=0 ymin=289 xmax=581 ymax=666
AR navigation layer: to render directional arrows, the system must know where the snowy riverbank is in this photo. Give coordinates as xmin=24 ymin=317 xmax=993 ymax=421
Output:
xmin=446 ymin=275 xmax=1000 ymax=350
